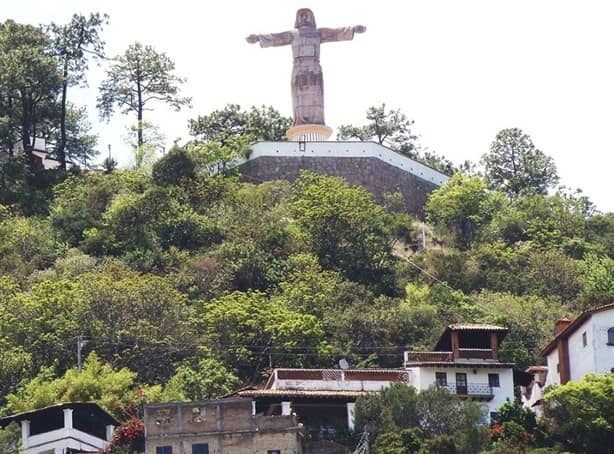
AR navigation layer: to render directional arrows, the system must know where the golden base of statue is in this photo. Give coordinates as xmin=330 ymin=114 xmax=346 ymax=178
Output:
xmin=287 ymin=124 xmax=333 ymax=142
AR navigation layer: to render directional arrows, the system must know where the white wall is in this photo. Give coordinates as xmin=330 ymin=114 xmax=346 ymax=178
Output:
xmin=406 ymin=366 xmax=514 ymax=416
xmin=592 ymin=311 xmax=614 ymax=375
xmin=272 ymin=378 xmax=405 ymax=392
xmin=248 ymin=141 xmax=450 ymax=186
xmin=567 ymin=319 xmax=596 ymax=382
xmin=544 ymin=350 xmax=560 ymax=387
xmin=24 ymin=427 xmax=108 ymax=454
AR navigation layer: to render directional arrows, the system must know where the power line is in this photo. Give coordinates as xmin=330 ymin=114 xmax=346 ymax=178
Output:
xmin=404 ymin=257 xmax=456 ymax=291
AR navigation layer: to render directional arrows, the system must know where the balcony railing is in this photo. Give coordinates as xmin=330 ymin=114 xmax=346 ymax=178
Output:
xmin=404 ymin=351 xmax=453 ymax=363
xmin=442 ymin=383 xmax=493 ymax=398
xmin=404 ymin=348 xmax=495 ymax=365
xmin=457 ymin=348 xmax=494 ymax=360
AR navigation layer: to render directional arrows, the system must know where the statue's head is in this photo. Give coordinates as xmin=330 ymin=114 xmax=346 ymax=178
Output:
xmin=295 ymin=8 xmax=316 ymax=28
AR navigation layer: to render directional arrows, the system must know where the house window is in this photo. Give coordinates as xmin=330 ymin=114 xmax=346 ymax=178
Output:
xmin=608 ymin=327 xmax=614 ymax=345
xmin=488 ymin=373 xmax=500 ymax=388
xmin=582 ymin=331 xmax=587 ymax=347
xmin=435 ymin=372 xmax=447 ymax=387
xmin=192 ymin=443 xmax=209 ymax=454
xmin=455 ymin=373 xmax=468 ymax=395
xmin=268 ymin=451 xmax=282 ymax=454
xmin=156 ymin=447 xmax=173 ymax=454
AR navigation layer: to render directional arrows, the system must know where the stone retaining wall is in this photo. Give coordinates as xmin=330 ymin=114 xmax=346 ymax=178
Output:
xmin=238 ymin=155 xmax=440 ymax=216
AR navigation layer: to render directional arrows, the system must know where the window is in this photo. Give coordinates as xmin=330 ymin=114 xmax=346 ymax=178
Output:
xmin=608 ymin=327 xmax=614 ymax=345
xmin=192 ymin=407 xmax=205 ymax=423
xmin=582 ymin=331 xmax=587 ymax=347
xmin=435 ymin=372 xmax=447 ymax=387
xmin=455 ymin=373 xmax=467 ymax=395
xmin=192 ymin=444 xmax=209 ymax=454
xmin=268 ymin=451 xmax=281 ymax=454
xmin=156 ymin=447 xmax=172 ymax=454
xmin=488 ymin=373 xmax=500 ymax=388
xmin=155 ymin=409 xmax=172 ymax=425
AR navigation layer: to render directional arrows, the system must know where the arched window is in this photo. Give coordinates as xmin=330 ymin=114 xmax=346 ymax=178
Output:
xmin=608 ymin=327 xmax=614 ymax=345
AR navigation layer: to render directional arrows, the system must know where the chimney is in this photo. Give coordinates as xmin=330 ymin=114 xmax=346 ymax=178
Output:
xmin=555 ymin=317 xmax=571 ymax=334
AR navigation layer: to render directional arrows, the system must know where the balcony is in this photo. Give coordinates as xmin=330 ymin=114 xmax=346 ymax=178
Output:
xmin=404 ymin=351 xmax=453 ymax=363
xmin=404 ymin=348 xmax=495 ymax=366
xmin=458 ymin=348 xmax=494 ymax=360
xmin=442 ymin=383 xmax=494 ymax=399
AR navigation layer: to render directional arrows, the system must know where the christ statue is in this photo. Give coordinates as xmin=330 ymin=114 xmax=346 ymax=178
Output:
xmin=247 ymin=8 xmax=365 ymax=135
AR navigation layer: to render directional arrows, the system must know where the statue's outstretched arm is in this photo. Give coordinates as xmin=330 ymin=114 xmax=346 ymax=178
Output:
xmin=246 ymin=31 xmax=295 ymax=47
xmin=319 ymin=25 xmax=366 ymax=43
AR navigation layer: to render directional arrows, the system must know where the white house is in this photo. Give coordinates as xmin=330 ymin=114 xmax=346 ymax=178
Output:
xmin=541 ymin=302 xmax=614 ymax=387
xmin=8 ymin=138 xmax=67 ymax=170
xmin=404 ymin=323 xmax=515 ymax=421
xmin=0 ymin=402 xmax=117 ymax=454
xmin=235 ymin=323 xmax=515 ymax=434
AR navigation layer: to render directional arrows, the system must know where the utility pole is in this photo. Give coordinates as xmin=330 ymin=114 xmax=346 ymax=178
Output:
xmin=353 ymin=428 xmax=369 ymax=454
xmin=422 ymin=222 xmax=427 ymax=251
xmin=77 ymin=335 xmax=87 ymax=373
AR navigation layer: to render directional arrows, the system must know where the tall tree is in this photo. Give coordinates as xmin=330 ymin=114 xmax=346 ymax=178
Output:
xmin=97 ymin=42 xmax=190 ymax=151
xmin=482 ymin=128 xmax=559 ymax=198
xmin=0 ymin=20 xmax=61 ymax=167
xmin=49 ymin=13 xmax=107 ymax=170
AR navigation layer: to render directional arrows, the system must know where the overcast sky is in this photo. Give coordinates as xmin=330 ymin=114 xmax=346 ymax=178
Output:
xmin=4 ymin=1 xmax=613 ymax=212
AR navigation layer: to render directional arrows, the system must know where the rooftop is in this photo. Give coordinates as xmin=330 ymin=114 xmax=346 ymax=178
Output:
xmin=0 ymin=402 xmax=117 ymax=427
xmin=447 ymin=323 xmax=509 ymax=332
xmin=235 ymin=389 xmax=372 ymax=399
xmin=541 ymin=302 xmax=614 ymax=356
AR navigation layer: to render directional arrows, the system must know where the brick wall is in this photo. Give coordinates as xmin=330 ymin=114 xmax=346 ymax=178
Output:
xmin=238 ymin=156 xmax=440 ymax=216
xmin=145 ymin=400 xmax=302 ymax=454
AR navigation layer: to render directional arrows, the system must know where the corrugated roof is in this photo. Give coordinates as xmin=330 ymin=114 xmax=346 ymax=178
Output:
xmin=448 ymin=323 xmax=508 ymax=331
xmin=541 ymin=302 xmax=614 ymax=356
xmin=237 ymin=389 xmax=372 ymax=399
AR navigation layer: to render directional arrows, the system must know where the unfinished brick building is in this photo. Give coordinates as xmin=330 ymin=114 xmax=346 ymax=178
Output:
xmin=144 ymin=398 xmax=303 ymax=454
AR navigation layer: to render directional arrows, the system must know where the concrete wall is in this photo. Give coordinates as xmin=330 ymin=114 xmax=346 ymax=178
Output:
xmin=238 ymin=142 xmax=448 ymax=216
xmin=145 ymin=400 xmax=302 ymax=454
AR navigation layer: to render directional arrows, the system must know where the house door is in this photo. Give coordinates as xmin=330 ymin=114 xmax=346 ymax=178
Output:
xmin=456 ymin=373 xmax=468 ymax=395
